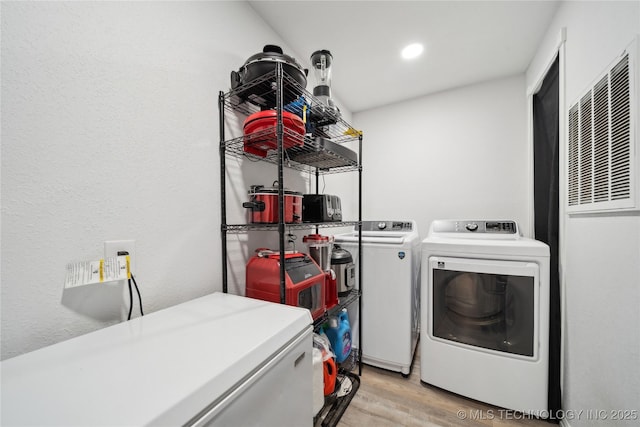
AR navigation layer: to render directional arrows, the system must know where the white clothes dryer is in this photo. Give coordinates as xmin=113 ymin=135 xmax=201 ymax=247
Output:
xmin=421 ymin=220 xmax=550 ymax=415
xmin=335 ymin=220 xmax=420 ymax=376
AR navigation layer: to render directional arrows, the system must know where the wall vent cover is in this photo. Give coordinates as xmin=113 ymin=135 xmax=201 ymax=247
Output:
xmin=567 ymin=39 xmax=638 ymax=213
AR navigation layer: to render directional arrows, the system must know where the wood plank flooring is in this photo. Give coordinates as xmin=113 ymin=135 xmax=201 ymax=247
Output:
xmin=339 ymin=347 xmax=551 ymax=427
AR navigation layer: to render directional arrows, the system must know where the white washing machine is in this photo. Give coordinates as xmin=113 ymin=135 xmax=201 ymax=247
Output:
xmin=421 ymin=220 xmax=550 ymax=414
xmin=335 ymin=220 xmax=420 ymax=376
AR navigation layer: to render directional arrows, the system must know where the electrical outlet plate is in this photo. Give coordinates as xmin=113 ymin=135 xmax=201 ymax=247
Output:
xmin=104 ymin=240 xmax=136 ymax=275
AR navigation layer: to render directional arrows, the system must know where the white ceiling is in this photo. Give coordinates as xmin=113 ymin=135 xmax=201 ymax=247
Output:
xmin=249 ymin=0 xmax=560 ymax=113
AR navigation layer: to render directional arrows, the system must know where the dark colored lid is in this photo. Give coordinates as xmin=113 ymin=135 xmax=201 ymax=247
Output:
xmin=244 ymin=45 xmax=304 ymax=70
xmin=264 ymin=45 xmax=283 ymax=54
xmin=331 ymin=246 xmax=353 ymax=264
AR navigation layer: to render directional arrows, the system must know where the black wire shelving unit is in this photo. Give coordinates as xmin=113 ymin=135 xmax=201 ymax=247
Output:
xmin=219 ymin=63 xmax=364 ymax=427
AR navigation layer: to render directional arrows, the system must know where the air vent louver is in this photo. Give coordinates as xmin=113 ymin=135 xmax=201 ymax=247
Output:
xmin=567 ymin=41 xmax=637 ymax=213
xmin=610 ymin=55 xmax=631 ymax=201
xmin=568 ymin=106 xmax=579 ymax=206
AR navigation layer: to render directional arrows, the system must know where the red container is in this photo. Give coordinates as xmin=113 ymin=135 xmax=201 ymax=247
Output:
xmin=325 ymin=271 xmax=338 ymax=310
xmin=243 ymin=110 xmax=305 ymax=158
xmin=323 ymin=357 xmax=337 ymax=396
xmin=242 ymin=184 xmax=302 ymax=224
xmin=246 ymin=250 xmax=326 ymax=320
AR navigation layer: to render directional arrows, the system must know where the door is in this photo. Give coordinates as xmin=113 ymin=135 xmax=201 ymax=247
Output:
xmin=429 ymin=257 xmax=539 ymax=360
xmin=533 ymin=54 xmax=561 ymax=415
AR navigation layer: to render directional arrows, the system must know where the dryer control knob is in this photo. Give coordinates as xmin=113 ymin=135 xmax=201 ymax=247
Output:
xmin=466 ymin=223 xmax=479 ymax=232
xmin=377 ymin=222 xmax=387 ymax=230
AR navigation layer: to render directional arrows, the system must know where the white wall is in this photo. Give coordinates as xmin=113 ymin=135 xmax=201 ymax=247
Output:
xmin=0 ymin=1 xmax=340 ymax=359
xmin=353 ymin=75 xmax=530 ymax=240
xmin=527 ymin=1 xmax=640 ymax=425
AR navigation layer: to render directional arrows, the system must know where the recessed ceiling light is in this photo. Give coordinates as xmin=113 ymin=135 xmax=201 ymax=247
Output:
xmin=401 ymin=43 xmax=424 ymax=60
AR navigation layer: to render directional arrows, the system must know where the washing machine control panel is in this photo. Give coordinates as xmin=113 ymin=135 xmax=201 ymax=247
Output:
xmin=432 ymin=220 xmax=517 ymax=234
xmin=362 ymin=221 xmax=413 ymax=232
xmin=485 ymin=221 xmax=517 ymax=233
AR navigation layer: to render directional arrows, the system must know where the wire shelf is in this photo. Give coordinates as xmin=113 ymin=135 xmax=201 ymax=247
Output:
xmin=313 ymin=289 xmax=361 ymax=330
xmin=221 ymin=132 xmax=358 ymax=174
xmin=221 ymin=69 xmax=361 ymax=174
xmin=223 ymin=221 xmax=359 ymax=233
xmin=314 ymin=371 xmax=360 ymax=427
xmin=338 ymin=346 xmax=360 ymax=374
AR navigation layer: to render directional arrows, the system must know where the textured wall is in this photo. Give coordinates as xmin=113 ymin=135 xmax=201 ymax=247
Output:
xmin=353 ymin=75 xmax=530 ymax=241
xmin=527 ymin=1 xmax=640 ymax=426
xmin=0 ymin=1 xmax=317 ymax=359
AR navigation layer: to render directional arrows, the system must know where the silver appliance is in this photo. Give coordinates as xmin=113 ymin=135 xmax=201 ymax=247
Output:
xmin=331 ymin=245 xmax=355 ymax=295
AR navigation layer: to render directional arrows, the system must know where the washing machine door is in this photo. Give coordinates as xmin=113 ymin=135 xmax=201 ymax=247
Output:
xmin=428 ymin=256 xmax=539 ymax=359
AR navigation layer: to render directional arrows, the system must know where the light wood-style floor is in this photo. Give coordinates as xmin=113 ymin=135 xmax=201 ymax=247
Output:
xmin=339 ymin=347 xmax=550 ymax=427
